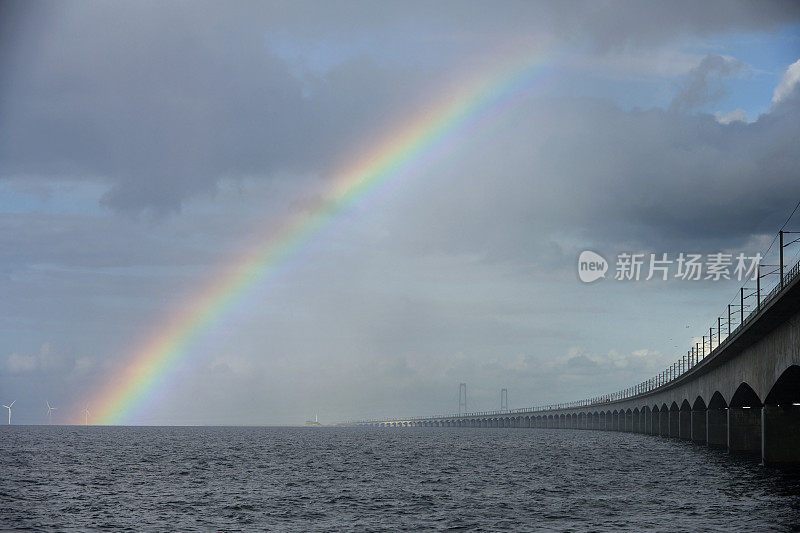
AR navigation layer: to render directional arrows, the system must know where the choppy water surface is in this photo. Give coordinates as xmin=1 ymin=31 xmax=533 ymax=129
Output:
xmin=2 ymin=426 xmax=800 ymax=531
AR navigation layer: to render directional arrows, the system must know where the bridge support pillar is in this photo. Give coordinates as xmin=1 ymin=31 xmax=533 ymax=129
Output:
xmin=707 ymin=409 xmax=727 ymax=448
xmin=691 ymin=409 xmax=707 ymax=444
xmin=762 ymin=405 xmax=800 ymax=465
xmin=679 ymin=410 xmax=691 ymax=440
xmin=728 ymin=407 xmax=761 ymax=456
xmin=659 ymin=410 xmax=669 ymax=436
xmin=669 ymin=409 xmax=679 ymax=438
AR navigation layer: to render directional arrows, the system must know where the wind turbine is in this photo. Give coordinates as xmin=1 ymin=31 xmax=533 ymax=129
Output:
xmin=2 ymin=400 xmax=15 ymax=425
xmin=83 ymin=404 xmax=90 ymax=426
xmin=46 ymin=401 xmax=57 ymax=424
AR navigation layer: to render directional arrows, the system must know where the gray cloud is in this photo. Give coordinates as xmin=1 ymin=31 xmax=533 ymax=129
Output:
xmin=381 ymin=92 xmax=800 ymax=268
xmin=669 ymin=54 xmax=746 ymax=113
xmin=2 ymin=1 xmax=799 ymax=216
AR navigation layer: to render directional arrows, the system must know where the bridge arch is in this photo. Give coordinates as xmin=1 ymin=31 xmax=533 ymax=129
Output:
xmin=765 ymin=365 xmax=800 ymax=406
xmin=729 ymin=382 xmax=762 ymax=455
xmin=730 ymin=382 xmax=761 ymax=408
xmin=678 ymin=400 xmax=691 ymax=440
xmin=762 ymin=365 xmax=800 ymax=464
xmin=668 ymin=402 xmax=680 ymax=438
xmin=657 ymin=403 xmax=668 ymax=436
xmin=690 ymin=396 xmax=707 ymax=444
xmin=706 ymin=391 xmax=728 ymax=447
xmin=709 ymin=391 xmax=727 ymax=409
xmin=692 ymin=396 xmax=707 ymax=410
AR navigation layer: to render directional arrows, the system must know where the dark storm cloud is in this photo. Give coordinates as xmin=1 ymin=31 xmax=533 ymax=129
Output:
xmin=257 ymin=0 xmax=800 ymax=50
xmin=0 ymin=2 xmax=427 ymax=215
xmin=569 ymin=0 xmax=800 ymax=50
xmin=383 ymin=87 xmax=800 ymax=267
xmin=1 ymin=1 xmax=799 ymax=215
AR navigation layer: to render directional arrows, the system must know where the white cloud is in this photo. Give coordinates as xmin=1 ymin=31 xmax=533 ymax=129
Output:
xmin=5 ymin=353 xmax=38 ymax=373
xmin=772 ymin=58 xmax=800 ymax=104
xmin=714 ymin=108 xmax=748 ymax=124
xmin=3 ymin=343 xmax=76 ymax=375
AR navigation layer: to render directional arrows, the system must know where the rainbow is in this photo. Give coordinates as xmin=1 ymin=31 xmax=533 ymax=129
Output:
xmin=87 ymin=49 xmax=553 ymax=425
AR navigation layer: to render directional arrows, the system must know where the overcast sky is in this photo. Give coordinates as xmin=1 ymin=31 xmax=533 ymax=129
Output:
xmin=2 ymin=1 xmax=800 ymax=425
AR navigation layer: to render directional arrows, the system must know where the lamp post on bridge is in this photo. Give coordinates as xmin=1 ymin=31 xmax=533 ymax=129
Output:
xmin=741 ymin=287 xmax=745 ymax=324
xmin=728 ymin=304 xmax=731 ymax=339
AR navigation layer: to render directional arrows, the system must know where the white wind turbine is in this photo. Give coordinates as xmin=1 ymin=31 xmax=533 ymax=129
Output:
xmin=46 ymin=401 xmax=57 ymax=424
xmin=2 ymin=400 xmax=15 ymax=425
xmin=83 ymin=404 xmax=90 ymax=426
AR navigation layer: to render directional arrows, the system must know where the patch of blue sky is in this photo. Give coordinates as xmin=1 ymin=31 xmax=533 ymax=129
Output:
xmin=0 ymin=180 xmax=108 ymax=216
xmin=692 ymin=24 xmax=800 ymax=119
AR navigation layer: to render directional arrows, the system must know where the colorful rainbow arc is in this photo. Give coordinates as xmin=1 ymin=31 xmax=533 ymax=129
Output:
xmin=87 ymin=49 xmax=553 ymax=425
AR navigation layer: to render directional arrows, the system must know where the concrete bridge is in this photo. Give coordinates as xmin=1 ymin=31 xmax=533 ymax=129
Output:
xmin=349 ymin=257 xmax=800 ymax=466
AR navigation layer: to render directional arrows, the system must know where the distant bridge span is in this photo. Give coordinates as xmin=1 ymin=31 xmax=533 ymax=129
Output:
xmin=347 ymin=259 xmax=800 ymax=466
